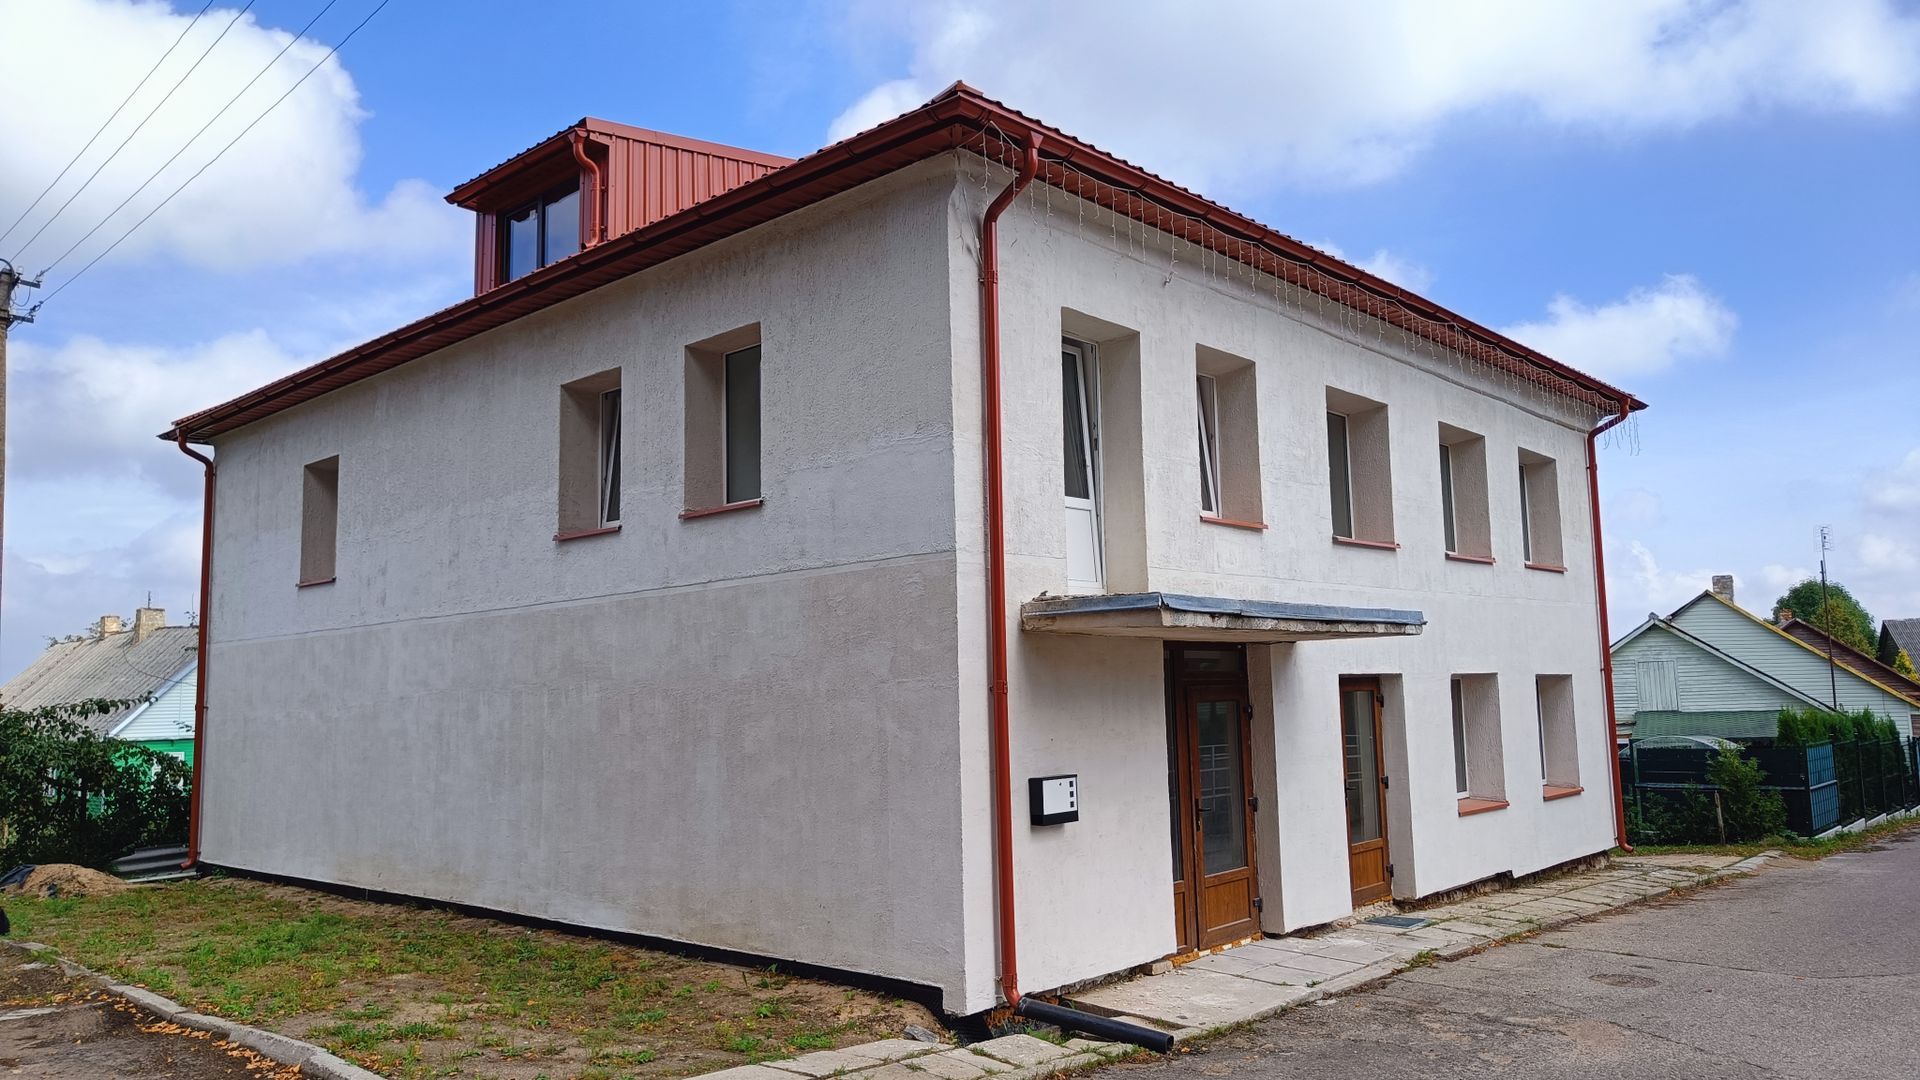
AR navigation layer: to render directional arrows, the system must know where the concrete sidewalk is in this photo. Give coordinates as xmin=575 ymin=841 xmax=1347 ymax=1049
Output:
xmin=1062 ymin=851 xmax=1775 ymax=1037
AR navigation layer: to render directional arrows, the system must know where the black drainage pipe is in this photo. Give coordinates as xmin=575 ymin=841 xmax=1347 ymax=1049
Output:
xmin=1014 ymin=997 xmax=1176 ymax=1053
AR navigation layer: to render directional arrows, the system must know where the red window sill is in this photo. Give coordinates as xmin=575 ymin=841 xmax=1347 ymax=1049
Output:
xmin=554 ymin=524 xmax=621 ymax=542
xmin=1445 ymin=552 xmax=1496 ymax=565
xmin=1332 ymin=535 xmax=1400 ymax=551
xmin=1525 ymin=561 xmax=1567 ymax=573
xmin=295 ymin=577 xmax=336 ymax=589
xmin=1200 ymin=514 xmax=1267 ymax=531
xmin=1457 ymin=797 xmax=1509 ymax=817
xmin=680 ymin=497 xmax=764 ymax=520
xmin=1542 ymin=784 xmax=1584 ymax=801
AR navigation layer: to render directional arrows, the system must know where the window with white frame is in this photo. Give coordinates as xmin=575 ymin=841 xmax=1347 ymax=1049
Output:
xmin=1438 ymin=424 xmax=1490 ymax=558
xmin=1197 ymin=374 xmax=1221 ymax=516
xmin=1450 ymin=677 xmax=1471 ymax=798
xmin=1519 ymin=450 xmax=1564 ymax=567
xmin=1196 ymin=346 xmax=1262 ymax=524
xmin=1536 ymin=675 xmax=1580 ymax=791
xmin=1451 ymin=674 xmax=1505 ymax=803
xmin=1326 ymin=387 xmax=1393 ymax=544
xmin=558 ymin=369 xmax=622 ymax=537
xmin=684 ymin=326 xmax=764 ymax=513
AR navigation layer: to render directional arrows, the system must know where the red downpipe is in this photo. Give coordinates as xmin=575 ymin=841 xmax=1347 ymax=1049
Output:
xmin=175 ymin=432 xmax=216 ymax=868
xmin=571 ymin=131 xmax=603 ymax=246
xmin=1585 ymin=404 xmax=1633 ymax=852
xmin=982 ymin=132 xmax=1042 ymax=1007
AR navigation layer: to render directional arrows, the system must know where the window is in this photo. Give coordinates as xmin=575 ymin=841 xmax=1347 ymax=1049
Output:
xmin=684 ymin=326 xmax=765 ymax=515
xmin=1536 ymin=675 xmax=1580 ymax=793
xmin=500 ymin=186 xmax=581 ymax=282
xmin=1438 ymin=424 xmax=1490 ymax=559
xmin=299 ymin=456 xmax=339 ymax=585
xmin=1061 ymin=337 xmax=1104 ymax=591
xmin=1326 ymin=388 xmax=1394 ymax=544
xmin=724 ymin=345 xmax=761 ymax=503
xmin=1450 ymin=677 xmax=1471 ymax=798
xmin=558 ymin=369 xmax=622 ymax=538
xmin=1197 ymin=375 xmax=1221 ymax=515
xmin=1196 ymin=346 xmax=1263 ymax=525
xmin=1451 ymin=674 xmax=1506 ymax=807
xmin=598 ymin=389 xmax=622 ymax=526
xmin=1519 ymin=451 xmax=1564 ymax=568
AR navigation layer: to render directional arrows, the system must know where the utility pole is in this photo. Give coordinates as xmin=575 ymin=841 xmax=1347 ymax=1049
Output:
xmin=0 ymin=258 xmax=44 ymax=631
xmin=1820 ymin=525 xmax=1838 ymax=709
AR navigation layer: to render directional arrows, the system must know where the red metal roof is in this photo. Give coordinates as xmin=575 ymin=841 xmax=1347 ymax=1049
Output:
xmin=167 ymin=84 xmax=1644 ymax=443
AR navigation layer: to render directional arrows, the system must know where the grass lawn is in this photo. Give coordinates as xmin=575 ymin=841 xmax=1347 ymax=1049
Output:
xmin=1620 ymin=816 xmax=1920 ymax=860
xmin=2 ymin=875 xmax=939 ymax=1080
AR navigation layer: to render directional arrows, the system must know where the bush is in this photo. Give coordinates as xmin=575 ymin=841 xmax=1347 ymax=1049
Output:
xmin=1706 ymin=746 xmax=1786 ymax=842
xmin=0 ymin=700 xmax=191 ymax=869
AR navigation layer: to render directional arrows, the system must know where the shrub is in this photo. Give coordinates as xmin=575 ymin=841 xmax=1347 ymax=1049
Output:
xmin=0 ymin=700 xmax=191 ymax=868
xmin=1705 ymin=746 xmax=1786 ymax=842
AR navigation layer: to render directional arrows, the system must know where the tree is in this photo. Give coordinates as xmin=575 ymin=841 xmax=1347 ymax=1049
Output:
xmin=1773 ymin=579 xmax=1875 ymax=655
xmin=0 ymin=700 xmax=190 ymax=869
xmin=1893 ymin=649 xmax=1918 ymax=681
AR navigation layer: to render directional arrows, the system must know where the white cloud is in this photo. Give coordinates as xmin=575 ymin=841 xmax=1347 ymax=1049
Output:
xmin=0 ymin=0 xmax=465 ymax=274
xmin=1499 ymin=274 xmax=1736 ymax=380
xmin=1308 ymin=241 xmax=1434 ymax=293
xmin=829 ymin=0 xmax=1920 ymax=190
xmin=1867 ymin=449 xmax=1920 ymax=513
xmin=8 ymin=329 xmax=306 ymax=496
xmin=1621 ymin=539 xmax=1722 ymax=617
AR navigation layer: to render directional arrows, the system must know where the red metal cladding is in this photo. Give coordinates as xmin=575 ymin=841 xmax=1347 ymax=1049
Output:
xmin=597 ymin=128 xmax=787 ymax=238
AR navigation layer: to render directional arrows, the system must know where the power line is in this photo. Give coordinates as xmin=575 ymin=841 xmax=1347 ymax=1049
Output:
xmin=41 ymin=0 xmax=343 ymax=277
xmin=0 ymin=1 xmax=220 ymax=250
xmin=10 ymin=1 xmax=258 ymax=265
xmin=38 ymin=0 xmax=396 ymax=308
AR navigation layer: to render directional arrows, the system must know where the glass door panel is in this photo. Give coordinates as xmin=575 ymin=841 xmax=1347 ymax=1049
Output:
xmin=1195 ymin=698 xmax=1248 ymax=875
xmin=1341 ymin=688 xmax=1381 ymax=845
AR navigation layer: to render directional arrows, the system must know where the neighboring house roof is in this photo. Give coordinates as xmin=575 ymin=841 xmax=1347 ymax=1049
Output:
xmin=1881 ymin=619 xmax=1920 ymax=667
xmin=1632 ymin=710 xmax=1783 ymax=741
xmin=1779 ymin=617 xmax=1920 ymax=703
xmin=1611 ymin=613 xmax=1829 ymax=712
xmin=1676 ymin=591 xmax=1920 ymax=711
xmin=0 ymin=626 xmax=197 ymax=735
xmin=165 ymin=82 xmax=1644 ymax=444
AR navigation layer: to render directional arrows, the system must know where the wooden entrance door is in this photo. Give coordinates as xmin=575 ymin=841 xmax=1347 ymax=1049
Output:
xmin=1168 ymin=646 xmax=1260 ymax=950
xmin=1340 ymin=679 xmax=1391 ymax=906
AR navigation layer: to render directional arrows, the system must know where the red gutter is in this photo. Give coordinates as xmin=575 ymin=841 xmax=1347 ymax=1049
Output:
xmin=1585 ymin=404 xmax=1632 ymax=852
xmin=570 ymin=130 xmax=603 ymax=246
xmin=174 ymin=432 xmax=216 ymax=868
xmin=981 ymin=131 xmax=1041 ymax=1007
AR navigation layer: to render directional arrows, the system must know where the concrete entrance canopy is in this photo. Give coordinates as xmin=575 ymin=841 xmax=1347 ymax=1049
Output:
xmin=1019 ymin=592 xmax=1424 ymax=643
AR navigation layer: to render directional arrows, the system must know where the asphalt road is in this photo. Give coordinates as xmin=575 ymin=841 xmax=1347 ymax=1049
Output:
xmin=1117 ymin=831 xmax=1920 ymax=1079
xmin=0 ymin=947 xmax=296 ymax=1079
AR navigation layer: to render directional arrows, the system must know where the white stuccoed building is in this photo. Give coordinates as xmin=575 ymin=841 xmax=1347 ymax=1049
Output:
xmin=166 ymin=85 xmax=1646 ymax=1017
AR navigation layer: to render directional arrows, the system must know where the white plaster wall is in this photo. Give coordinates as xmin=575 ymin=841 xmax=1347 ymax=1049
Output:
xmin=951 ymin=168 xmax=1619 ymax=999
xmin=201 ymin=162 xmax=982 ymax=1009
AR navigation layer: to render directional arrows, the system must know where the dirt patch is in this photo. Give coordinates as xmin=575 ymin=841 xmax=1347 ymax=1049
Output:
xmin=2 ymin=864 xmax=130 ymax=899
xmin=5 ymin=876 xmax=944 ymax=1080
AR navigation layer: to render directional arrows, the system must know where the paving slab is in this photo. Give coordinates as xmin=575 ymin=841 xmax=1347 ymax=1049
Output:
xmin=906 ymin=1048 xmax=1010 ymax=1078
xmin=970 ymin=1034 xmax=1075 ymax=1068
xmin=772 ymin=1049 xmax=899 ymax=1077
xmin=1070 ymin=967 xmax=1309 ymax=1029
xmin=842 ymin=1039 xmax=944 ymax=1063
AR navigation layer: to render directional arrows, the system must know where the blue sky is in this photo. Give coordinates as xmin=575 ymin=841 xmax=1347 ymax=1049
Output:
xmin=2 ymin=0 xmax=1918 ymax=678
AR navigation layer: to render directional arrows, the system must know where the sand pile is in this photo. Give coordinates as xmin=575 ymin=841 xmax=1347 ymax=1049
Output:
xmin=2 ymin=864 xmax=129 ymax=899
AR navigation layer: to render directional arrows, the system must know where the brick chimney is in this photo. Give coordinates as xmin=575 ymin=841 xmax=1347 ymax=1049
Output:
xmin=1777 ymin=607 xmax=1794 ymax=627
xmin=96 ymin=614 xmax=124 ymax=637
xmin=1710 ymin=574 xmax=1735 ymax=606
xmin=133 ymin=607 xmax=166 ymax=644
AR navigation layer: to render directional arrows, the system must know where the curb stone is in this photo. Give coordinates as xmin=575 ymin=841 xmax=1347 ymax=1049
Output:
xmin=0 ymin=939 xmax=382 ymax=1079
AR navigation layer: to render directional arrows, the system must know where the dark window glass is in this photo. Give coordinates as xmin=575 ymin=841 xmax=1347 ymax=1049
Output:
xmin=724 ymin=345 xmax=761 ymax=502
xmin=1440 ymin=442 xmax=1457 ymax=552
xmin=1062 ymin=349 xmax=1092 ymax=500
xmin=543 ymin=188 xmax=580 ymax=265
xmin=504 ymin=205 xmax=539 ymax=282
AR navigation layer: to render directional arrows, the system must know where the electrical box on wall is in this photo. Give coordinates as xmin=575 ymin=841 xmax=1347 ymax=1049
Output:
xmin=1029 ymin=774 xmax=1078 ymax=826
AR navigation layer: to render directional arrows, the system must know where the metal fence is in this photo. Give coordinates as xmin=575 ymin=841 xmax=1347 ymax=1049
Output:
xmin=1623 ymin=738 xmax=1920 ymax=840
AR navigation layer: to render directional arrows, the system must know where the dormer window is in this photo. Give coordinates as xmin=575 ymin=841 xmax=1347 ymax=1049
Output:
xmin=501 ymin=186 xmax=581 ymax=282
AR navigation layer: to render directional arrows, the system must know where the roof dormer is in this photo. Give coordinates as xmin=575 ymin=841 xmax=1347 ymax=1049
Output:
xmin=446 ymin=119 xmax=793 ymax=295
